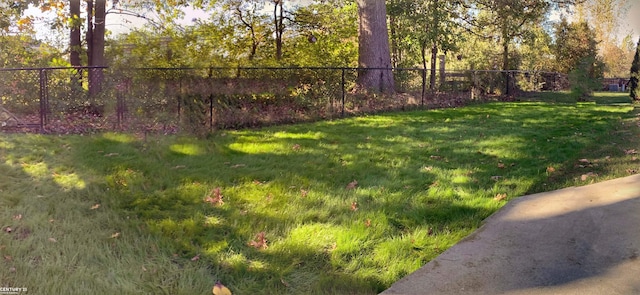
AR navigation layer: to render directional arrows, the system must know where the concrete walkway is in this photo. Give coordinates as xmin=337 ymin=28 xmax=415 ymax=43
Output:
xmin=381 ymin=174 xmax=640 ymax=295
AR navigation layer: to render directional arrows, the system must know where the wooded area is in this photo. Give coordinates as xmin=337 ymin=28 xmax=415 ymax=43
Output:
xmin=0 ymin=0 xmax=638 ymax=134
xmin=0 ymin=1 xmax=634 ymax=78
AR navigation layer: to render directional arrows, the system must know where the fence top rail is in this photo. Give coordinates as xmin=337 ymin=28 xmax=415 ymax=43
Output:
xmin=0 ymin=66 xmax=108 ymax=72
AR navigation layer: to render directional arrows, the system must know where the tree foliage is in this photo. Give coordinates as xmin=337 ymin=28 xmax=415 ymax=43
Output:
xmin=553 ymin=18 xmax=604 ymax=99
xmin=0 ymin=0 xmax=629 ymax=96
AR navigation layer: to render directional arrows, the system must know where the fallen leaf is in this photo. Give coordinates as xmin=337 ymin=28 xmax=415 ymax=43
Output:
xmin=300 ymin=189 xmax=308 ymax=197
xmin=230 ymin=164 xmax=246 ymax=168
xmin=625 ymin=149 xmax=638 ymax=155
xmin=364 ymin=219 xmax=371 ymax=227
xmin=632 ymin=156 xmax=638 ymax=161
xmin=546 ymin=166 xmax=556 ymax=173
xmin=281 ymin=278 xmax=290 ymax=288
xmin=346 ymin=180 xmax=358 ymax=190
xmin=191 ymin=254 xmax=200 ymax=261
xmin=142 ymin=265 xmax=147 ymax=272
xmin=581 ymin=172 xmax=597 ymax=181
xmin=48 ymin=237 xmax=57 ymax=243
xmin=491 ymin=176 xmax=503 ymax=181
xmin=422 ymin=166 xmax=434 ymax=171
xmin=172 ymin=165 xmax=187 ymax=169
xmin=350 ymin=201 xmax=358 ymax=211
xmin=430 ymin=155 xmax=442 ymax=160
xmin=497 ymin=162 xmax=505 ymax=169
xmin=9 ymin=267 xmax=15 ymax=272
xmin=579 ymin=158 xmax=590 ymax=163
xmin=3 ymin=227 xmax=12 ymax=233
xmin=13 ymin=214 xmax=22 ymax=220
xmin=494 ymin=193 xmax=507 ymax=201
xmin=249 ymin=232 xmax=268 ymax=250
xmin=204 ymin=187 xmax=224 ymax=206
xmin=104 ymin=153 xmax=119 ymax=157
xmin=292 ymin=144 xmax=301 ymax=151
xmin=3 ymin=255 xmax=12 ymax=261
xmin=626 ymin=169 xmax=638 ymax=174
xmin=213 ymin=281 xmax=232 ymax=295
xmin=266 ymin=193 xmax=273 ymax=201
xmin=90 ymin=204 xmax=100 ymax=210
xmin=252 ymin=180 xmax=263 ymax=185
xmin=111 ymin=232 xmax=120 ymax=239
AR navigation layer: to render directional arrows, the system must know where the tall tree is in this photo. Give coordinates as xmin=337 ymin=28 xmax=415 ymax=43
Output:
xmin=388 ymin=0 xmax=462 ymax=90
xmin=472 ymin=0 xmax=548 ymax=95
xmin=554 ymin=18 xmax=603 ymax=99
xmin=553 ymin=18 xmax=601 ymax=74
xmin=85 ymin=0 xmax=107 ymax=95
xmin=70 ymin=0 xmax=81 ymax=66
xmin=630 ymin=37 xmax=640 ymax=100
xmin=574 ymin=0 xmax=631 ymax=77
xmin=273 ymin=0 xmax=284 ymax=60
xmin=355 ymin=0 xmax=394 ymax=93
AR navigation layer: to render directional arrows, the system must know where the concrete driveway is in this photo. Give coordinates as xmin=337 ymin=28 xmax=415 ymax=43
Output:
xmin=381 ymin=174 xmax=640 ymax=295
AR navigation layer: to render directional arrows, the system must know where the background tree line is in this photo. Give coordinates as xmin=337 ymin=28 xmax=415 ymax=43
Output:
xmin=0 ymin=0 xmax=636 ymax=94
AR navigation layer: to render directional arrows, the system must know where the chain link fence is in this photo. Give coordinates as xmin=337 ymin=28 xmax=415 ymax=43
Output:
xmin=0 ymin=66 xmax=568 ymax=134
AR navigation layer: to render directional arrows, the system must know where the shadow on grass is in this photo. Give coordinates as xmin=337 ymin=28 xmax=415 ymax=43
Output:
xmin=62 ymin=132 xmax=488 ymax=294
xmin=4 ymin=92 xmax=636 ymax=294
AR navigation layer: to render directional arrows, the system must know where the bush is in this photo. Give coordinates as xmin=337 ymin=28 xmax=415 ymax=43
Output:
xmin=569 ymin=57 xmax=602 ymax=101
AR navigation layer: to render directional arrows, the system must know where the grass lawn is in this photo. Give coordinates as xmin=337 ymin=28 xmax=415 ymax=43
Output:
xmin=1 ymin=92 xmax=639 ymax=294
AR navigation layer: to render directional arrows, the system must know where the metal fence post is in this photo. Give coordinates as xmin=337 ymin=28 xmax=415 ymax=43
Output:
xmin=341 ymin=68 xmax=346 ymax=117
xmin=421 ymin=68 xmax=426 ymax=107
xmin=38 ymin=69 xmax=48 ymax=133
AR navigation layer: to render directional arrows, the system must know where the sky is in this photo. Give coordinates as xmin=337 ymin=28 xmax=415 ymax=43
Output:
xmin=624 ymin=1 xmax=640 ymax=40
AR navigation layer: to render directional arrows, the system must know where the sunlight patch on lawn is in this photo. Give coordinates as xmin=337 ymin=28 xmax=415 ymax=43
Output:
xmin=170 ymin=143 xmax=204 ymax=156
xmin=228 ymin=142 xmax=287 ymax=154
xmin=272 ymin=131 xmax=324 ymax=140
xmin=52 ymin=172 xmax=86 ymax=190
xmin=21 ymin=161 xmax=48 ymax=178
xmin=102 ymin=132 xmax=135 ymax=143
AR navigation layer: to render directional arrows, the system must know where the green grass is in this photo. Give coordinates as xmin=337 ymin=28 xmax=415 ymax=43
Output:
xmin=1 ymin=92 xmax=639 ymax=294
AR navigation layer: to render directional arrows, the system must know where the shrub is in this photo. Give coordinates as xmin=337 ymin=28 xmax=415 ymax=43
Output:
xmin=630 ymin=38 xmax=640 ymax=100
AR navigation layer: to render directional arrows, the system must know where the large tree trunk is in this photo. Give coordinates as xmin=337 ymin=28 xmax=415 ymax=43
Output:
xmin=89 ymin=0 xmax=106 ymax=96
xmin=69 ymin=0 xmax=81 ymax=67
xmin=355 ymin=0 xmax=395 ymax=94
xmin=273 ymin=0 xmax=284 ymax=60
xmin=86 ymin=0 xmax=93 ymax=67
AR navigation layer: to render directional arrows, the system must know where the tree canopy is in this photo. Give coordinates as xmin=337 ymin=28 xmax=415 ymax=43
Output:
xmin=0 ymin=0 xmax=631 ymax=82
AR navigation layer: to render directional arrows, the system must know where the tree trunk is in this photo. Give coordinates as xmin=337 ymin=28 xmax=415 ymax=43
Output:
xmin=69 ymin=0 xmax=81 ymax=67
xmin=274 ymin=0 xmax=284 ymax=60
xmin=355 ymin=0 xmax=395 ymax=94
xmin=430 ymin=42 xmax=438 ymax=91
xmin=502 ymin=34 xmax=511 ymax=96
xmin=86 ymin=0 xmax=93 ymax=67
xmin=89 ymin=0 xmax=106 ymax=96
